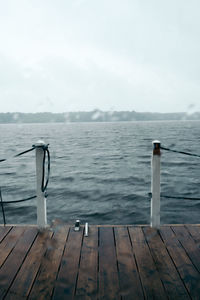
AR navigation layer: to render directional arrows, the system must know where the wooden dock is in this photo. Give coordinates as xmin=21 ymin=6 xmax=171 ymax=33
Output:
xmin=0 ymin=224 xmax=200 ymax=299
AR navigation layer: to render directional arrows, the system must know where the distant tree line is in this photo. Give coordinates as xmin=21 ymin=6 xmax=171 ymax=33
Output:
xmin=0 ymin=110 xmax=200 ymax=123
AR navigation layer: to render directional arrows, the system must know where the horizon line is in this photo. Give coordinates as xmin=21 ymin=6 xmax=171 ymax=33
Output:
xmin=0 ymin=110 xmax=199 ymax=114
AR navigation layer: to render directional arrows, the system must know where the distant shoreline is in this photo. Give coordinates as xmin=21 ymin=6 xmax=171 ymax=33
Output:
xmin=0 ymin=110 xmax=200 ymax=123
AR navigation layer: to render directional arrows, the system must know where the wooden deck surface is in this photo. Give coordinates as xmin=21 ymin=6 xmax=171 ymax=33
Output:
xmin=0 ymin=224 xmax=200 ymax=299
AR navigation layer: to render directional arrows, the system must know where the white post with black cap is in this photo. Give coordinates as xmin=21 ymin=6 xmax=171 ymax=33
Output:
xmin=151 ymin=140 xmax=161 ymax=228
xmin=35 ymin=140 xmax=47 ymax=228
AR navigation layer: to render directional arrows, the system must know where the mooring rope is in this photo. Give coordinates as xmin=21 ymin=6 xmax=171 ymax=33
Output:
xmin=157 ymin=145 xmax=200 ymax=201
xmin=41 ymin=148 xmax=50 ymax=193
xmin=0 ymin=144 xmax=50 ymax=192
xmin=0 ymin=146 xmax=35 ymax=163
xmin=160 ymin=146 xmax=200 ymax=158
xmin=161 ymin=194 xmax=200 ymax=200
xmin=148 ymin=192 xmax=200 ymax=201
xmin=0 ymin=145 xmax=50 ymax=224
xmin=1 ymin=195 xmax=37 ymax=204
xmin=0 ymin=188 xmax=6 ymax=225
xmin=0 ymin=146 xmax=50 ymax=204
xmin=14 ymin=147 xmax=36 ymax=157
xmin=0 ymin=193 xmax=37 ymax=225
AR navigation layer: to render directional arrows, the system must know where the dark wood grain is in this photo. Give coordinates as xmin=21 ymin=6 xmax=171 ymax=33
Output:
xmin=0 ymin=226 xmax=12 ymax=242
xmin=186 ymin=225 xmax=200 ymax=249
xmin=0 ymin=226 xmax=25 ymax=268
xmin=3 ymin=291 xmax=27 ymax=300
xmin=29 ymin=225 xmax=69 ymax=300
xmin=1 ymin=224 xmax=200 ymax=299
xmin=75 ymin=226 xmax=98 ymax=299
xmin=0 ymin=227 xmax=38 ymax=299
xmin=143 ymin=226 xmax=190 ymax=299
xmin=129 ymin=227 xmax=167 ymax=300
xmin=98 ymin=227 xmax=120 ymax=300
xmin=6 ymin=229 xmax=53 ymax=298
xmin=172 ymin=225 xmax=200 ymax=272
xmin=160 ymin=226 xmax=200 ymax=299
xmin=52 ymin=227 xmax=83 ymax=300
xmin=114 ymin=226 xmax=144 ymax=300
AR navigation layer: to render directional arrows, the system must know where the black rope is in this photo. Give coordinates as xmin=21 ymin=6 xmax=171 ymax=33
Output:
xmin=161 ymin=194 xmax=200 ymax=201
xmin=0 ymin=145 xmax=50 ymax=207
xmin=0 ymin=143 xmax=50 ymax=225
xmin=148 ymin=192 xmax=200 ymax=201
xmin=1 ymin=195 xmax=37 ymax=204
xmin=0 ymin=146 xmax=35 ymax=163
xmin=0 ymin=189 xmax=6 ymax=225
xmin=0 ymin=145 xmax=50 ymax=205
xmin=41 ymin=148 xmax=50 ymax=193
xmin=161 ymin=146 xmax=200 ymax=158
xmin=0 ymin=146 xmax=50 ymax=204
xmin=0 ymin=159 xmax=6 ymax=162
xmin=14 ymin=147 xmax=35 ymax=157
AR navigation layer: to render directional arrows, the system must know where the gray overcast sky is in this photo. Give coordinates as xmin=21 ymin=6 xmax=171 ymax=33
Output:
xmin=0 ymin=0 xmax=200 ymax=113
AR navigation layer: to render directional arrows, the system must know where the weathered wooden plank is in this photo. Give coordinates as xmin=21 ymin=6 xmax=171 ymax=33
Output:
xmin=5 ymin=229 xmax=53 ymax=299
xmin=3 ymin=291 xmax=27 ymax=300
xmin=0 ymin=226 xmax=12 ymax=242
xmin=160 ymin=226 xmax=200 ymax=299
xmin=99 ymin=227 xmax=120 ymax=300
xmin=52 ymin=227 xmax=83 ymax=300
xmin=75 ymin=226 xmax=98 ymax=299
xmin=28 ymin=225 xmax=69 ymax=300
xmin=73 ymin=296 xmax=96 ymax=300
xmin=114 ymin=226 xmax=144 ymax=300
xmin=129 ymin=227 xmax=167 ymax=300
xmin=0 ymin=226 xmax=25 ymax=268
xmin=0 ymin=227 xmax=38 ymax=299
xmin=172 ymin=225 xmax=200 ymax=273
xmin=186 ymin=225 xmax=200 ymax=249
xmin=1 ymin=224 xmax=200 ymax=300
xmin=186 ymin=225 xmax=200 ymax=243
xmin=143 ymin=227 xmax=190 ymax=299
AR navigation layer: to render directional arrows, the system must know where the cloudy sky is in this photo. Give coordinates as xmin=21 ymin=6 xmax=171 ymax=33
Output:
xmin=0 ymin=0 xmax=200 ymax=113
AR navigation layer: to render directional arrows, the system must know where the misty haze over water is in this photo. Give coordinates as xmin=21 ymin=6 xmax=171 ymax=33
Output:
xmin=0 ymin=110 xmax=200 ymax=124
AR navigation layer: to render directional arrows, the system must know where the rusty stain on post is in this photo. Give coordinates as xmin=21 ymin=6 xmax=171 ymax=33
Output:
xmin=153 ymin=140 xmax=161 ymax=156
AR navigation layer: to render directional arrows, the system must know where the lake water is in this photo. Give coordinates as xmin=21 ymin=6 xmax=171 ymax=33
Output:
xmin=0 ymin=121 xmax=199 ymax=225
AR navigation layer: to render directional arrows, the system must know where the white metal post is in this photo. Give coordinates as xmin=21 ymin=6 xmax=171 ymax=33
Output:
xmin=35 ymin=140 xmax=47 ymax=228
xmin=151 ymin=140 xmax=161 ymax=228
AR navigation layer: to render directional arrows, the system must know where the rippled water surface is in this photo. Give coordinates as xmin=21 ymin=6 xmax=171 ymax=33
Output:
xmin=0 ymin=121 xmax=199 ymax=225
